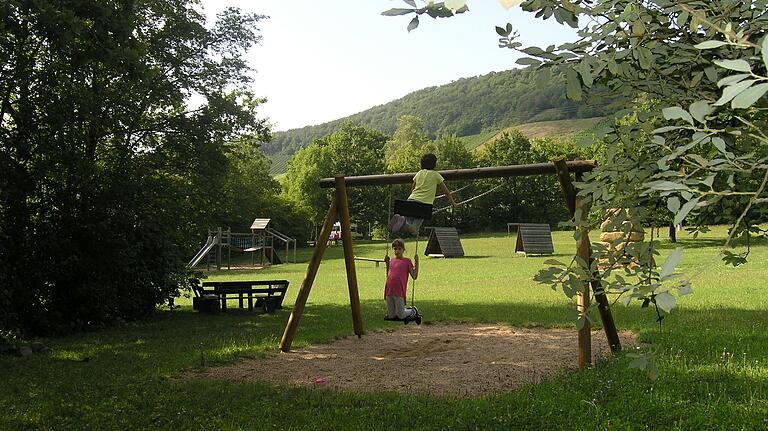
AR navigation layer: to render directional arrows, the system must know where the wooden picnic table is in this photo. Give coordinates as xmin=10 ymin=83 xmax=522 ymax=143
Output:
xmin=198 ymin=279 xmax=289 ymax=312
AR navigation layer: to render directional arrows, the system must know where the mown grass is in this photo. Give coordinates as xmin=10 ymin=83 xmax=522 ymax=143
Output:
xmin=1 ymin=227 xmax=767 ymax=430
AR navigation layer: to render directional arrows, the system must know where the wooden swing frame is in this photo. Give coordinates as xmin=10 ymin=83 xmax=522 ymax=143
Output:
xmin=279 ymin=159 xmax=621 ymax=370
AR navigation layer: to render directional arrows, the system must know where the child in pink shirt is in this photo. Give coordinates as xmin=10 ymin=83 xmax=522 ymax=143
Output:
xmin=384 ymin=238 xmax=422 ymax=324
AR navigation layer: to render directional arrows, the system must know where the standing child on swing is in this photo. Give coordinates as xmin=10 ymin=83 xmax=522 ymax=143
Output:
xmin=388 ymin=153 xmax=458 ymax=235
xmin=384 ymin=238 xmax=421 ymax=324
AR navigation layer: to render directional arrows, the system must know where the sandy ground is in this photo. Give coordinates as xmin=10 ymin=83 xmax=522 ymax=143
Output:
xmin=192 ymin=323 xmax=636 ymax=397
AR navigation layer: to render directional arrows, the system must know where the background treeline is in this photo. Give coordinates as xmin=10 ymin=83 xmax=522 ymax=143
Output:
xmin=280 ymin=116 xmax=601 ymax=239
xmin=262 ymin=68 xmax=624 ymax=157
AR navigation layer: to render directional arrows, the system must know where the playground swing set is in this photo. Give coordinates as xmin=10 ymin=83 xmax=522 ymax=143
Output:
xmin=279 ymin=159 xmax=622 ymax=370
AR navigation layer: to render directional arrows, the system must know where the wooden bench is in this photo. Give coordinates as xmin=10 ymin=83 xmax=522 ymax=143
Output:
xmin=354 ymin=256 xmax=386 ymax=268
xmin=190 ymin=279 xmax=289 ymax=313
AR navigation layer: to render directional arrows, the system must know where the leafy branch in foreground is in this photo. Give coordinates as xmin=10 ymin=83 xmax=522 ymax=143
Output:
xmin=384 ymin=0 xmax=767 ymax=377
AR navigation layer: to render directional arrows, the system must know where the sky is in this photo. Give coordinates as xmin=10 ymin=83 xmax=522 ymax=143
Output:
xmin=200 ymin=1 xmax=578 ymax=132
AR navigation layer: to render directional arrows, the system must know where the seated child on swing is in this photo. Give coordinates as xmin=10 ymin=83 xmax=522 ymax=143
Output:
xmin=388 ymin=153 xmax=457 ymax=235
xmin=384 ymin=238 xmax=421 ymax=324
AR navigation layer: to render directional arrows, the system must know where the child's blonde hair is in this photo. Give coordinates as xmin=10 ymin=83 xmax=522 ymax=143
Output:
xmin=391 ymin=238 xmax=405 ymax=249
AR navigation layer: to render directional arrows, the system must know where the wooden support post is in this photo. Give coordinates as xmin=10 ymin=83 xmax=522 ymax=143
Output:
xmin=554 ymin=160 xmax=622 ymax=368
xmin=574 ymin=194 xmax=592 ymax=370
xmin=553 ymin=159 xmax=591 ymax=368
xmin=279 ymin=197 xmax=339 ymax=352
xmin=335 ymin=175 xmax=364 ymax=338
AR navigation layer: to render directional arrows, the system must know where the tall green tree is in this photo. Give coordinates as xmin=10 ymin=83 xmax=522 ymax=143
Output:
xmin=385 ymin=0 xmax=767 ymax=322
xmin=384 ymin=115 xmax=433 ymax=173
xmin=0 ymin=1 xmax=270 ymax=335
xmin=282 ymin=122 xmax=389 ymax=227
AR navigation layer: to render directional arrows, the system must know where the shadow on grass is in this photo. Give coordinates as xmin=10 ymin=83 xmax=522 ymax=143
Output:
xmin=2 ymin=299 xmax=767 ymax=430
xmin=649 ymin=236 xmax=767 ymax=250
xmin=24 ymin=298 xmax=766 ymax=368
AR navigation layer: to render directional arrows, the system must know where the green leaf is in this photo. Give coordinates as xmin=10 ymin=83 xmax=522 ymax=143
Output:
xmin=652 ymin=125 xmax=683 ymax=134
xmin=677 ymin=282 xmax=693 ymax=296
xmin=688 ymin=100 xmax=712 ymax=123
xmin=637 ymin=47 xmax=653 ymax=70
xmin=495 ymin=26 xmax=508 ymax=37
xmin=620 ymin=296 xmax=632 ymax=307
xmin=381 ymin=8 xmax=414 ymax=16
xmin=515 ymin=57 xmax=542 ymax=67
xmin=712 ymin=137 xmax=726 ymax=153
xmin=713 ymin=59 xmax=752 ymax=73
xmin=731 ymin=83 xmax=768 ymax=109
xmin=403 ymin=0 xmax=417 ymax=6
xmin=704 ymin=66 xmax=718 ymax=82
xmin=654 ymin=291 xmax=676 ymax=313
xmin=646 ymin=180 xmax=687 ymax=191
xmin=660 ymin=247 xmax=683 ymax=279
xmin=544 ymin=259 xmax=566 ymax=266
xmin=714 ymin=79 xmax=757 ymax=106
xmin=717 ymin=73 xmax=750 ymax=88
xmin=667 ymin=196 xmax=680 ymax=213
xmin=565 ymin=67 xmax=583 ymax=101
xmin=662 ymin=106 xmax=694 ymax=125
xmin=763 ymin=35 xmax=768 ymax=71
xmin=578 ymin=58 xmax=593 ymax=87
xmin=674 ymin=197 xmax=699 ymax=226
xmin=694 ymin=40 xmax=728 ymax=49
xmin=407 ymin=16 xmax=419 ymax=32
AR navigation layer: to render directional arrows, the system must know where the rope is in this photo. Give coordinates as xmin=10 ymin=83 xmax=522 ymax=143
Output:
xmin=435 ymin=184 xmax=470 ymax=199
xmin=432 ymin=182 xmax=507 ymax=213
xmin=411 ymin=233 xmax=418 ymax=307
xmin=386 ymin=186 xmax=392 ymax=257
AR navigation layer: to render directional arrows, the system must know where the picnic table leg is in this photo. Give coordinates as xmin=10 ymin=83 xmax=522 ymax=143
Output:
xmin=248 ymin=291 xmax=253 ymax=311
xmin=239 ymin=293 xmax=244 ymax=309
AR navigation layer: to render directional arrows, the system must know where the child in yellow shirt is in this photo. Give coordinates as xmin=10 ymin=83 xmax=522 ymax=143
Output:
xmin=388 ymin=153 xmax=457 ymax=235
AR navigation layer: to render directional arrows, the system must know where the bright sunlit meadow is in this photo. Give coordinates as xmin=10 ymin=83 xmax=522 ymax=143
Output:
xmin=1 ymin=227 xmax=766 ymax=430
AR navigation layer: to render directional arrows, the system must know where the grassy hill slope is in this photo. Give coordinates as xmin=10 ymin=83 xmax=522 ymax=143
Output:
xmin=269 ymin=116 xmax=605 ymax=175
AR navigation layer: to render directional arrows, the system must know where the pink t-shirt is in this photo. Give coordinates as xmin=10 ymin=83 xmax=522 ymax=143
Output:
xmin=384 ymin=257 xmax=412 ymax=299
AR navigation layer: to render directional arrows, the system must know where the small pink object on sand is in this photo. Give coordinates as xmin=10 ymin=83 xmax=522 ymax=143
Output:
xmin=314 ymin=376 xmax=326 ymax=385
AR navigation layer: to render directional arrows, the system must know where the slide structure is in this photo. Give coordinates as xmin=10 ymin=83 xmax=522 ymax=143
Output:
xmin=187 ymin=234 xmax=218 ymax=268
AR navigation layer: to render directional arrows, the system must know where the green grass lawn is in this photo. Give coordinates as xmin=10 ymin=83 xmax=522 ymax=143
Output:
xmin=1 ymin=227 xmax=767 ymax=430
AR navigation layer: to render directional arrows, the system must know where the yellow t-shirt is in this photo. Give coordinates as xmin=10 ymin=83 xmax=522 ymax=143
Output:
xmin=407 ymin=169 xmax=444 ymax=205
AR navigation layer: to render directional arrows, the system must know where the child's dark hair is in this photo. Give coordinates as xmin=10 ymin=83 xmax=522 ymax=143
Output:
xmin=420 ymin=153 xmax=437 ymax=170
xmin=391 ymin=238 xmax=405 ymax=249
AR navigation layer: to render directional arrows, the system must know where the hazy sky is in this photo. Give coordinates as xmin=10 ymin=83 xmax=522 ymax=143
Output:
xmin=200 ymin=1 xmax=577 ymax=131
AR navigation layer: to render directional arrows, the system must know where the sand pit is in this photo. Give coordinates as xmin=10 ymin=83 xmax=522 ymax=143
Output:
xmin=193 ymin=323 xmax=637 ymax=397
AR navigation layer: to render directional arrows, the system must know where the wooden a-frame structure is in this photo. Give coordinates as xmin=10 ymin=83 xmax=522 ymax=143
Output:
xmin=279 ymin=159 xmax=621 ymax=370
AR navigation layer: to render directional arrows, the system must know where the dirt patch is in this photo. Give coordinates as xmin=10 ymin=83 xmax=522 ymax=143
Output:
xmin=191 ymin=323 xmax=637 ymax=397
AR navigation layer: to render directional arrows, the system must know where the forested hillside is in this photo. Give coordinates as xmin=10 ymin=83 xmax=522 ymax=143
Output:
xmin=262 ymin=67 xmax=621 ymax=156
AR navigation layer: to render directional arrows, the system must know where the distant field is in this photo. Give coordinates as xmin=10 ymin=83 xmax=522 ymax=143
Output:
xmin=472 ymin=116 xmax=605 ymax=151
xmin=268 ymin=153 xmax=292 ymax=175
xmin=459 ymin=129 xmax=500 ymax=150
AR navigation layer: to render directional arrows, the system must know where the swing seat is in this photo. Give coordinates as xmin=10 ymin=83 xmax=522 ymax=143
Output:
xmin=383 ymin=315 xmax=422 ymax=325
xmin=383 ymin=307 xmax=422 ymax=325
xmin=393 ymin=199 xmax=433 ymax=220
